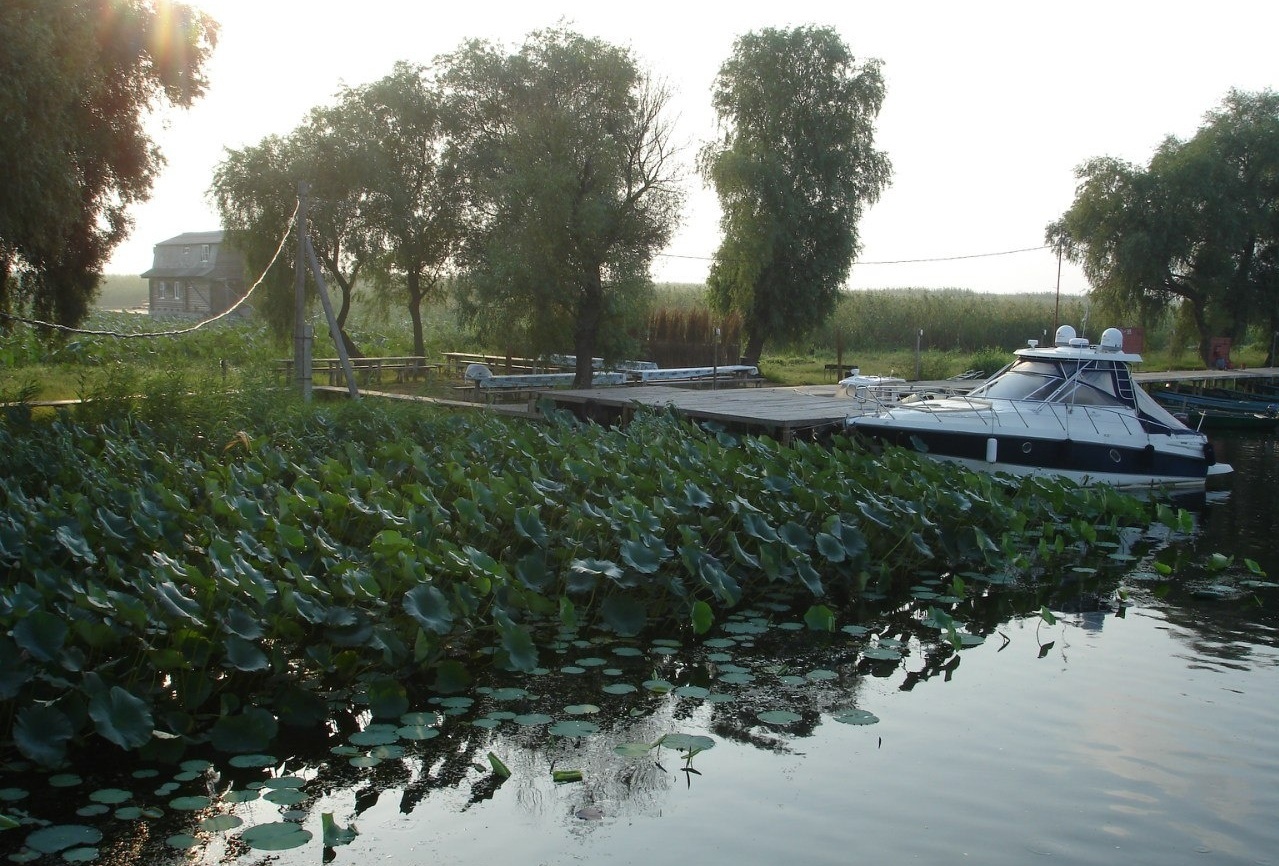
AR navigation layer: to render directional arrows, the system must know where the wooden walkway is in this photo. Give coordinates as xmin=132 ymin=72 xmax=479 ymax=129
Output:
xmin=546 ymin=384 xmax=869 ymax=443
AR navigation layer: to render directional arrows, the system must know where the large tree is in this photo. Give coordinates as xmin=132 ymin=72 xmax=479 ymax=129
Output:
xmin=442 ymin=28 xmax=683 ymax=387
xmin=699 ymin=26 xmax=891 ymax=365
xmin=211 ymin=101 xmax=380 ymax=346
xmin=353 ymin=63 xmax=463 ymax=359
xmin=0 ymin=0 xmax=217 ymax=326
xmin=1049 ymin=89 xmax=1279 ymax=365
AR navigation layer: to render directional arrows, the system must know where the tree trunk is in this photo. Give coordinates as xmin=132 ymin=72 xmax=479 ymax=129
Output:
xmin=573 ymin=272 xmax=605 ymax=388
xmin=406 ymin=273 xmax=426 ymax=358
xmin=741 ymin=329 xmax=766 ymax=367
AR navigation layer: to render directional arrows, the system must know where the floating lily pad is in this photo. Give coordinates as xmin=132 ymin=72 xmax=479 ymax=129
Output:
xmin=166 ymin=834 xmax=199 ymax=850
xmin=560 ymin=666 xmax=587 ymax=675
xmin=718 ymin=672 xmax=755 ymax=684
xmin=222 ymin=789 xmax=259 ymax=804
xmin=706 ymin=652 xmax=733 ymax=662
xmin=564 ymin=704 xmax=600 ymax=715
xmin=703 ymin=638 xmax=736 ymax=649
xmin=643 ymin=679 xmax=674 ymax=693
xmin=25 ymin=825 xmax=102 ymax=854
xmin=658 ymin=733 xmax=715 ymax=753
xmin=513 ymin=713 xmax=553 ymax=726
xmin=200 ymin=814 xmax=244 ymax=832
xmin=778 ymin=675 xmax=807 ymax=686
xmin=611 ymin=646 xmax=644 ymax=657
xmin=575 ymin=806 xmax=604 ymax=820
xmin=264 ymin=789 xmax=307 ymax=806
xmin=651 ymin=638 xmax=682 ymax=648
xmin=114 ymin=806 xmax=144 ymax=820
xmin=48 ymin=775 xmax=82 ymax=788
xmin=438 ymin=696 xmax=474 ymax=709
xmin=241 ymin=821 xmax=312 ymax=851
xmin=89 ymin=788 xmax=131 ymax=805
xmin=806 ymin=669 xmax=838 ymax=681
xmin=153 ymin=782 xmax=179 ymax=796
xmin=400 ymin=711 xmax=441 ymax=726
xmin=227 ymin=754 xmax=276 ymax=769
xmin=833 ymin=709 xmax=880 ymax=726
xmin=602 ymin=683 xmax=637 ymax=695
xmin=861 ymin=647 xmax=901 ymax=661
xmin=262 ymin=777 xmax=305 ymax=790
xmin=62 ymin=846 xmax=99 ymax=862
xmin=757 ymin=710 xmax=802 ymax=725
xmin=650 ymin=646 xmax=678 ymax=656
xmin=777 ymin=622 xmax=804 ymax=631
xmin=673 ymin=685 xmax=710 ymax=699
xmin=841 ymin=625 xmax=870 ymax=636
xmin=470 ymin=718 xmax=501 ymax=730
xmin=349 ymin=725 xmax=399 ymax=747
xmin=169 ymin=795 xmax=211 ymax=811
xmin=575 ymin=657 xmax=607 ymax=667
xmin=0 ymin=788 xmax=27 ymax=802
xmin=956 ymin=633 xmax=986 ymax=647
xmin=549 ymin=720 xmax=599 ymax=737
xmin=348 ymin=756 xmax=380 ymax=768
xmin=614 ymin=742 xmax=654 ymax=757
xmin=488 ymin=687 xmax=529 ymax=701
xmin=130 ymin=769 xmax=159 ymax=779
xmin=705 ymin=693 xmax=737 ymax=703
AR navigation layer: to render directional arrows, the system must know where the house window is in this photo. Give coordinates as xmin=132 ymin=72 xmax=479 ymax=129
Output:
xmin=157 ymin=281 xmax=167 ymax=299
xmin=174 ymin=283 xmax=183 ymax=301
xmin=201 ymin=244 xmax=210 ymax=262
xmin=182 ymin=246 xmax=190 ymax=261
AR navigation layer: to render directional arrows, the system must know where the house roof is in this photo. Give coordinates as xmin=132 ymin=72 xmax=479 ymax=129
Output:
xmin=153 ymin=230 xmax=225 ymax=247
xmin=140 ymin=265 xmax=217 ymax=279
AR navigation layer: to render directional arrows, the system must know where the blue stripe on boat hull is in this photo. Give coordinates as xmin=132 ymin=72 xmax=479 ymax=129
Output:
xmin=854 ymin=426 xmax=1210 ymax=482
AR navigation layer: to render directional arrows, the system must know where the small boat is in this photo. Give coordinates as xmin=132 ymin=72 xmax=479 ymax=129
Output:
xmin=846 ymin=325 xmax=1232 ymax=490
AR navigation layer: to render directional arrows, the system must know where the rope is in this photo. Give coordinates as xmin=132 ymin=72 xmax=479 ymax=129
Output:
xmin=0 ymin=200 xmax=299 ymax=338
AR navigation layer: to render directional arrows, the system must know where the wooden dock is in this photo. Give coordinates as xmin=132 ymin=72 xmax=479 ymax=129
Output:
xmin=545 ymin=384 xmax=869 ymax=443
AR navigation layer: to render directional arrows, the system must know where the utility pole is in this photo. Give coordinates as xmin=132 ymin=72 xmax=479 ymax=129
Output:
xmin=293 ymin=182 xmax=312 ymax=401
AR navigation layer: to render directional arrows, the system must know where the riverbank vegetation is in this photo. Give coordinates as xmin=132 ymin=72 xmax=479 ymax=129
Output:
xmin=0 ymin=384 xmax=1168 ymax=768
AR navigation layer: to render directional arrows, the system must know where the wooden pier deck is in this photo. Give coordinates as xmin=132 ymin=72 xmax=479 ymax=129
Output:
xmin=545 ymin=384 xmax=871 ymax=443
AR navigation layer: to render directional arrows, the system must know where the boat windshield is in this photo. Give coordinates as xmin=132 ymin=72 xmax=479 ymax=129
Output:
xmin=968 ymin=360 xmax=1063 ymax=400
xmin=970 ymin=358 xmax=1131 ymax=408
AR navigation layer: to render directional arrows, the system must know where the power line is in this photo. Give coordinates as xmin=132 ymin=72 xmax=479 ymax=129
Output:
xmin=657 ymin=244 xmax=1052 ymax=266
xmin=0 ymin=202 xmax=298 ymax=338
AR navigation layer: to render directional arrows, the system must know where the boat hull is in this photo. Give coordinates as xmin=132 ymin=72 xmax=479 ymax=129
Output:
xmin=850 ymin=415 xmax=1222 ymax=491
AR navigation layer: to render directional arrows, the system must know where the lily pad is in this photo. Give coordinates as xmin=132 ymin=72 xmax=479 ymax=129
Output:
xmin=549 ymin=720 xmax=600 ymax=737
xmin=513 ymin=713 xmax=554 ymax=726
xmin=757 ymin=710 xmax=802 ymax=725
xmin=240 ymin=821 xmax=312 ymax=851
xmin=658 ymin=733 xmax=715 ymax=753
xmin=200 ymin=814 xmax=244 ymax=832
xmin=26 ymin=825 xmax=102 ymax=854
xmin=832 ymin=709 xmax=880 ymax=726
xmin=602 ymin=683 xmax=637 ymax=695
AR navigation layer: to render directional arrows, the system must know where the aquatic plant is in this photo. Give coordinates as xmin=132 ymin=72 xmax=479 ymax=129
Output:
xmin=0 ymin=390 xmax=1160 ymax=768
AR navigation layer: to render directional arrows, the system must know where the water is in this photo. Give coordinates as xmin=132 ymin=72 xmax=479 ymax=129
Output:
xmin=5 ymin=434 xmax=1279 ymax=866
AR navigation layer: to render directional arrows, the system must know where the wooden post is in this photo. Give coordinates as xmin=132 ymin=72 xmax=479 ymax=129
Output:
xmin=293 ymin=182 xmax=310 ymax=399
xmin=303 ymin=235 xmax=359 ymax=399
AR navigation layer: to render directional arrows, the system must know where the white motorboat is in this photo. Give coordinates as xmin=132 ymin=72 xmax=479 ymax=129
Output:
xmin=846 ymin=325 xmax=1232 ymax=490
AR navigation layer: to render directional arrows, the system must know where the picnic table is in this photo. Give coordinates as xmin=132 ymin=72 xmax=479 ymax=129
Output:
xmin=275 ymin=356 xmax=440 ymax=386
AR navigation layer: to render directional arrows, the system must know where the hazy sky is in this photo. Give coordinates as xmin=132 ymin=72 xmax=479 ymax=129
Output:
xmin=108 ymin=0 xmax=1278 ymax=297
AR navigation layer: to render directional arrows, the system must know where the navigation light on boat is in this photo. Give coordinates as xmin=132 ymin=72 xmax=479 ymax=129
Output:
xmin=1055 ymin=325 xmax=1077 ymax=346
xmin=1100 ymin=328 xmax=1124 ymax=352
xmin=1027 ymin=339 xmax=1039 ymax=348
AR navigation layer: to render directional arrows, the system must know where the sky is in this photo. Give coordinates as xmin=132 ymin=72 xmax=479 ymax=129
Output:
xmin=107 ymin=0 xmax=1279 ymax=297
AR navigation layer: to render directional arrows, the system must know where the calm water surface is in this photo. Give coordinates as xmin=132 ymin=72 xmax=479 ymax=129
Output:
xmin=5 ymin=434 xmax=1278 ymax=866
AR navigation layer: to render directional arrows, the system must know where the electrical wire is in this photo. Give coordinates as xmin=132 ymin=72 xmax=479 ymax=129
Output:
xmin=0 ymin=201 xmax=299 ymax=339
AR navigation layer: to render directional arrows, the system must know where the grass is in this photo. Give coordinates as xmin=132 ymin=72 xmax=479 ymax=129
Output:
xmin=3 ymin=283 xmax=1268 ymax=403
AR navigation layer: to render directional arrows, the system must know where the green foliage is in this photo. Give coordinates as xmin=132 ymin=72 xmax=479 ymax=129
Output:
xmin=444 ymin=27 xmax=682 ymax=384
xmin=1051 ymin=88 xmax=1279 ymax=365
xmin=0 ymin=0 xmax=217 ymax=326
xmin=700 ymin=25 xmax=892 ymax=362
xmin=0 ymin=388 xmax=1157 ymax=764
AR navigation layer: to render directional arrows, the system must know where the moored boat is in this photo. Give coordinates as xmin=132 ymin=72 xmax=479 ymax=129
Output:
xmin=847 ymin=325 xmax=1232 ymax=490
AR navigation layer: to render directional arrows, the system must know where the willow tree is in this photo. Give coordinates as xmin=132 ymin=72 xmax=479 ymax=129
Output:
xmin=0 ymin=0 xmax=216 ymax=327
xmin=442 ymin=28 xmax=683 ymax=387
xmin=1049 ymin=89 xmax=1279 ymax=365
xmin=699 ymin=26 xmax=891 ymax=364
xmin=351 ymin=63 xmax=463 ymax=359
xmin=211 ymin=100 xmax=380 ymax=345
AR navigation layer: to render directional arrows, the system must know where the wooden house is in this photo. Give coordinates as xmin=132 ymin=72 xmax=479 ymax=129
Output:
xmin=142 ymin=231 xmax=249 ymax=317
